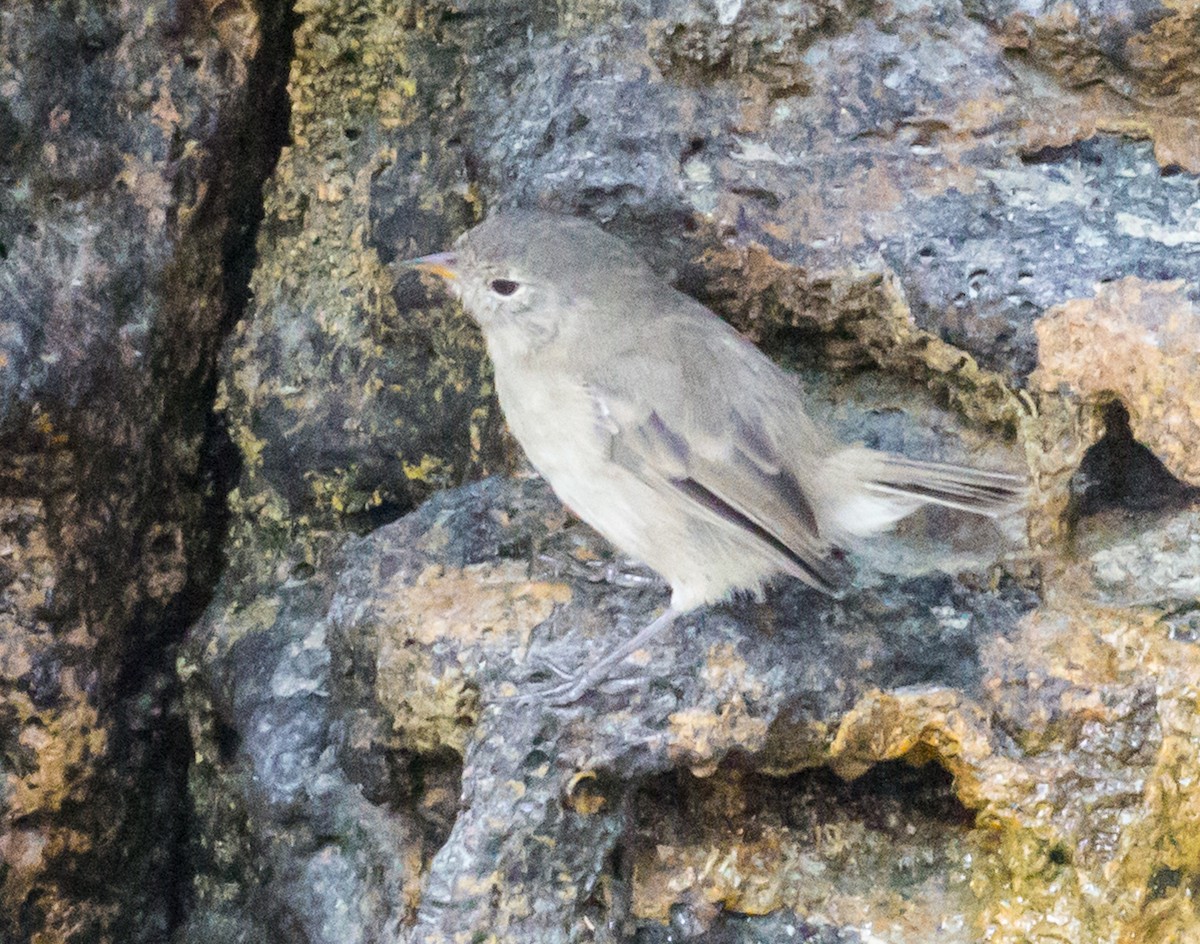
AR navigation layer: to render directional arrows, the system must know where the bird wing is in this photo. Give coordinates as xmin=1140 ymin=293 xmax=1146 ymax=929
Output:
xmin=588 ymin=314 xmax=844 ymax=593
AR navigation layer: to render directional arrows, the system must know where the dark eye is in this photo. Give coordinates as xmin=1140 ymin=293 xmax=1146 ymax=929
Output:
xmin=489 ymin=278 xmax=520 ymax=296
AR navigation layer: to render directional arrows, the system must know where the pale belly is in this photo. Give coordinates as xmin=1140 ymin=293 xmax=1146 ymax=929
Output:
xmin=493 ymin=364 xmax=783 ymax=610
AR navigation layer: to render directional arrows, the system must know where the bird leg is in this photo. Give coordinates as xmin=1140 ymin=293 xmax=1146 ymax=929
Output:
xmin=528 ymin=606 xmax=680 ymax=706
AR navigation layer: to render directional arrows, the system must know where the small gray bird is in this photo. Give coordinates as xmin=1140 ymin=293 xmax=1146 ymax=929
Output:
xmin=405 ymin=211 xmax=1023 ymax=702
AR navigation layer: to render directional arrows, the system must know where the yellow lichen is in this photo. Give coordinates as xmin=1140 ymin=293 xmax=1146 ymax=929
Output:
xmin=373 ymin=561 xmax=570 ymax=752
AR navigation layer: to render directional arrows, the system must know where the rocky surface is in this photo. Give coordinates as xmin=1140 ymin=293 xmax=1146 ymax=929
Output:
xmin=183 ymin=467 xmax=1200 ymax=943
xmin=0 ymin=1 xmax=292 ymax=941
xmin=184 ymin=474 xmax=1034 ymax=942
xmin=4 ymin=0 xmax=1200 ymax=941
xmin=1034 ymin=277 xmax=1200 ymax=485
xmin=189 ymin=0 xmax=1200 ymax=940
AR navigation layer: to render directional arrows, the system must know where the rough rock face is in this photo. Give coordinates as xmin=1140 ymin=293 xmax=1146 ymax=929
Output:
xmin=1034 ymin=277 xmax=1200 ymax=486
xmin=180 ymin=0 xmax=1200 ymax=941
xmin=187 ymin=475 xmax=1037 ymax=942
xmin=5 ymin=0 xmax=1200 ymax=940
xmin=184 ymin=470 xmax=1200 ymax=944
xmin=0 ymin=1 xmax=291 ymax=941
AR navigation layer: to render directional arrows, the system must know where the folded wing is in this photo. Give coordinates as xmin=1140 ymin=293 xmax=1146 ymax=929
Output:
xmin=590 ymin=318 xmax=845 ymax=594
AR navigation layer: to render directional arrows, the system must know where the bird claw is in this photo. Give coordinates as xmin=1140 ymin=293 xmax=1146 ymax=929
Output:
xmin=533 ymin=553 xmax=659 ymax=590
xmin=502 ymin=608 xmax=681 ymax=708
xmin=503 ymin=655 xmax=596 ymax=706
xmin=501 ymin=650 xmax=642 ymax=706
xmin=536 ymin=679 xmax=591 ymax=707
xmin=515 ymin=663 xmax=645 ymax=707
xmin=521 ymin=653 xmax=575 ymax=682
xmin=593 ymin=561 xmax=658 ymax=590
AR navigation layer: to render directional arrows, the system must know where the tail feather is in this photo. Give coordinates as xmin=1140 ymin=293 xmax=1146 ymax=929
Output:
xmin=825 ymin=446 xmax=1025 ymax=538
xmin=863 ymin=455 xmax=1025 ymax=515
xmin=863 ymin=481 xmax=1020 ymax=517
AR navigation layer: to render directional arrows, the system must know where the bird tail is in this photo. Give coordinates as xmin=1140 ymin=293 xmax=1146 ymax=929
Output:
xmin=823 ymin=446 xmax=1025 ymax=538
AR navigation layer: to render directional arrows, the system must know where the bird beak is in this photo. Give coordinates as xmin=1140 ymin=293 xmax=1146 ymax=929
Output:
xmin=401 ymin=251 xmax=459 ymax=282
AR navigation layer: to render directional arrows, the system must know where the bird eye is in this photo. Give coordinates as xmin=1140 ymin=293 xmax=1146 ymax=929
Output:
xmin=489 ymin=278 xmax=520 ymax=297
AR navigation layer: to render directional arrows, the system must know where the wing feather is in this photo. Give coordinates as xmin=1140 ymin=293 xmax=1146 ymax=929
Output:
xmin=588 ymin=315 xmax=843 ymax=593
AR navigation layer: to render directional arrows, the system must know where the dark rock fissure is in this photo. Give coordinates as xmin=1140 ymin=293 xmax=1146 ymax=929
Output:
xmin=142 ymin=0 xmax=300 ymax=935
xmin=634 ymin=759 xmax=974 ymax=841
xmin=41 ymin=0 xmax=299 ymax=937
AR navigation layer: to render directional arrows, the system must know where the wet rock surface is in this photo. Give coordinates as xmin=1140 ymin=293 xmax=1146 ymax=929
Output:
xmin=0 ymin=0 xmax=291 ymax=941
xmin=4 ymin=0 xmax=1200 ymax=940
xmin=186 ymin=463 xmax=1200 ymax=942
xmin=187 ymin=475 xmax=1037 ymax=942
xmin=1034 ymin=277 xmax=1200 ymax=486
xmin=187 ymin=0 xmax=1200 ymax=938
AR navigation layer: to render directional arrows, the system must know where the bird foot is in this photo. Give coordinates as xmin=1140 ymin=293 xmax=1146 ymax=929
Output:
xmin=534 ymin=553 xmax=659 ymax=590
xmin=505 ymin=652 xmax=616 ymax=705
xmin=512 ymin=661 xmax=647 ymax=707
xmin=540 ymin=677 xmax=643 ymax=706
xmin=506 ymin=606 xmax=682 ymax=707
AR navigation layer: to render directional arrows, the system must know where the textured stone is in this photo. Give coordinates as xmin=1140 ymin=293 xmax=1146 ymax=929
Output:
xmin=0 ymin=0 xmax=291 ymax=940
xmin=219 ymin=0 xmax=504 ymax=550
xmin=187 ymin=474 xmax=1037 ymax=942
xmin=189 ymin=466 xmax=1200 ymax=942
xmin=1034 ymin=277 xmax=1200 ymax=486
xmin=172 ymin=0 xmax=1200 ymax=942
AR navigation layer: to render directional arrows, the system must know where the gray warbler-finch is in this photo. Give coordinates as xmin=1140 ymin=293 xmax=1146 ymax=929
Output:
xmin=403 ymin=211 xmax=1023 ymax=703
